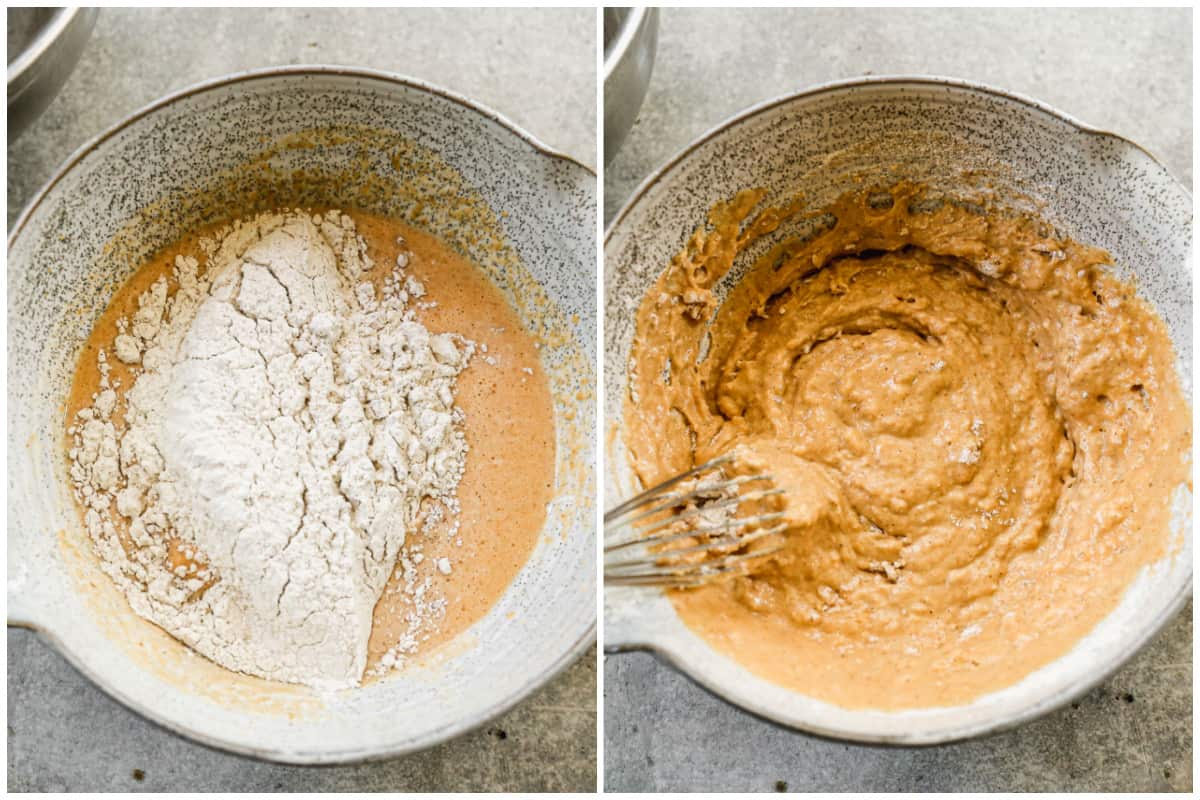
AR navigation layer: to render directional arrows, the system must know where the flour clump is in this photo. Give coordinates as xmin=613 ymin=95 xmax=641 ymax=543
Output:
xmin=68 ymin=210 xmax=474 ymax=689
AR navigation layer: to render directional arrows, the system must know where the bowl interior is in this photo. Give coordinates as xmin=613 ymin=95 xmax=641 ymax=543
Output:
xmin=8 ymin=69 xmax=596 ymax=762
xmin=603 ymin=78 xmax=1191 ymax=743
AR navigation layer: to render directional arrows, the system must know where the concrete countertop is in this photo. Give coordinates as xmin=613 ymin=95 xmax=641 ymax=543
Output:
xmin=7 ymin=8 xmax=596 ymax=793
xmin=604 ymin=8 xmax=1192 ymax=793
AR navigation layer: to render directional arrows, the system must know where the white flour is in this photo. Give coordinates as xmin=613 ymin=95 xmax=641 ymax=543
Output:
xmin=68 ymin=210 xmax=473 ymax=689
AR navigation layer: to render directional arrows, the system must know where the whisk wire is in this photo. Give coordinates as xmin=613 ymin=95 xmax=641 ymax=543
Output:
xmin=603 ymin=456 xmax=732 ymax=523
xmin=608 ymin=483 xmax=783 ymax=536
xmin=605 ymin=541 xmax=787 ymax=587
xmin=604 ymin=522 xmax=789 ymax=572
xmin=604 ymin=457 xmax=786 ymax=588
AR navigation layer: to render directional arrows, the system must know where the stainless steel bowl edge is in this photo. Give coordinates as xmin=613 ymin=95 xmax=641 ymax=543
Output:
xmin=603 ymin=7 xmax=658 ymax=165
xmin=7 ymin=7 xmax=98 ymax=141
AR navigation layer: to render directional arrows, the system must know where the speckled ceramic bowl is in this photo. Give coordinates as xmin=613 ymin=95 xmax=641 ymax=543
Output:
xmin=9 ymin=66 xmax=596 ymax=763
xmin=604 ymin=76 xmax=1191 ymax=745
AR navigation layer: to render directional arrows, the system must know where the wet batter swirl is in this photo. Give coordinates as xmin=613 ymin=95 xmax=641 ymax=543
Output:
xmin=625 ymin=184 xmax=1190 ymax=709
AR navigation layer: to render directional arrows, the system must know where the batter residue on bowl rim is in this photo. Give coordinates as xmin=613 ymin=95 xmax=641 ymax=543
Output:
xmin=624 ymin=182 xmax=1191 ymax=709
xmin=66 ymin=209 xmax=556 ymax=689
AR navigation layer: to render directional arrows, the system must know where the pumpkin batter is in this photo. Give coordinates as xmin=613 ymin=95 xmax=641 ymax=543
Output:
xmin=67 ymin=211 xmax=556 ymax=682
xmin=625 ymin=183 xmax=1190 ymax=709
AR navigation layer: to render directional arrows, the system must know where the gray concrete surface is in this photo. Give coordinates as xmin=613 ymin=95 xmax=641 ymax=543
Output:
xmin=604 ymin=7 xmax=1192 ymax=793
xmin=7 ymin=8 xmax=596 ymax=793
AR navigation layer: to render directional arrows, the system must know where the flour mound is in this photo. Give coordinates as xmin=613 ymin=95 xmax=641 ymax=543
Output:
xmin=68 ymin=210 xmax=473 ymax=689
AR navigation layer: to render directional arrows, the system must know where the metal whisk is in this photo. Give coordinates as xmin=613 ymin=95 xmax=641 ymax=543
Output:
xmin=604 ymin=456 xmax=788 ymax=587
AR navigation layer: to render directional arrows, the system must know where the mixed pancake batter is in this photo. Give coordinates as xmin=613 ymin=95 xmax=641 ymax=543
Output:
xmin=625 ymin=183 xmax=1190 ymax=709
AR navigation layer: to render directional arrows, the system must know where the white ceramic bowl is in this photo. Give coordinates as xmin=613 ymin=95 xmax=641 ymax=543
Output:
xmin=8 ymin=66 xmax=596 ymax=763
xmin=604 ymin=76 xmax=1191 ymax=745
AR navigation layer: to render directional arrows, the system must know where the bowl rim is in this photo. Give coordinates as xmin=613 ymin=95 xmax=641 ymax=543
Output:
xmin=9 ymin=63 xmax=594 ymax=245
xmin=602 ymin=73 xmax=1192 ymax=745
xmin=604 ymin=73 xmax=1190 ymax=241
xmin=7 ymin=64 xmax=597 ymax=765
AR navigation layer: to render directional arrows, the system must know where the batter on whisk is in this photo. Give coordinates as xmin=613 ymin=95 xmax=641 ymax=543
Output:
xmin=624 ymin=183 xmax=1190 ymax=709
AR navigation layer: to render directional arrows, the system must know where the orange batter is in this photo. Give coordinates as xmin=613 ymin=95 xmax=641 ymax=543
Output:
xmin=625 ymin=184 xmax=1191 ymax=709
